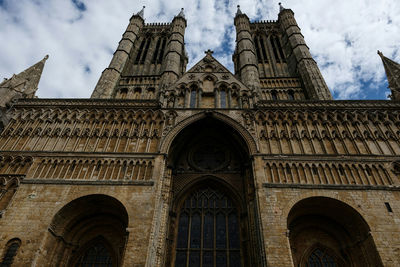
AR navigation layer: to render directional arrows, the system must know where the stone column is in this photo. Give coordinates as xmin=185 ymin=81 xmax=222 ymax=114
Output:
xmin=159 ymin=10 xmax=187 ymax=91
xmin=234 ymin=6 xmax=261 ymax=98
xmin=91 ymin=10 xmax=144 ymax=98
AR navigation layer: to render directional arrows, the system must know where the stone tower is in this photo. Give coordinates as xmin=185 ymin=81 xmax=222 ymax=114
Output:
xmin=0 ymin=4 xmax=399 ymax=267
xmin=233 ymin=4 xmax=332 ymax=101
xmin=92 ymin=7 xmax=188 ymax=100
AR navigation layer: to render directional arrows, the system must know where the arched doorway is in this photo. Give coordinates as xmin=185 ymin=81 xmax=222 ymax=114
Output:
xmin=288 ymin=197 xmax=383 ymax=267
xmin=165 ymin=118 xmax=263 ymax=267
xmin=39 ymin=194 xmax=128 ymax=267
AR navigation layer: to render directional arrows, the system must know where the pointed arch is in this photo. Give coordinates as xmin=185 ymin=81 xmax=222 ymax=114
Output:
xmin=159 ymin=111 xmax=258 ymax=155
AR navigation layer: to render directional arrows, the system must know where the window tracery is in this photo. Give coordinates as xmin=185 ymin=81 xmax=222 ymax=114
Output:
xmin=174 ymin=186 xmax=241 ymax=267
xmin=75 ymin=241 xmax=113 ymax=267
xmin=306 ymin=248 xmax=338 ymax=267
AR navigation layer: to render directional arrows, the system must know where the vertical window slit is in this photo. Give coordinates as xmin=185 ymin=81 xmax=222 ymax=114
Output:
xmin=275 ymin=36 xmax=286 ymax=62
xmin=152 ymin=38 xmax=161 ymax=64
xmin=260 ymin=36 xmax=268 ymax=63
xmin=140 ymin=38 xmax=151 ymax=64
xmin=134 ymin=38 xmax=146 ymax=64
xmin=270 ymin=36 xmax=281 ymax=63
xmin=254 ymin=37 xmax=262 ymax=63
xmin=158 ymin=38 xmax=166 ymax=64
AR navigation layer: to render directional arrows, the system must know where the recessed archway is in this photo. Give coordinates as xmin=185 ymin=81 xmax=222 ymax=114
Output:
xmin=165 ymin=117 xmax=264 ymax=267
xmin=288 ymin=197 xmax=383 ymax=267
xmin=39 ymin=194 xmax=128 ymax=267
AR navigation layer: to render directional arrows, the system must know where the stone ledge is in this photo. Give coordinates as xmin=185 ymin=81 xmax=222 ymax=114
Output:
xmin=263 ymin=183 xmax=400 ymax=191
xmin=22 ymin=179 xmax=154 ymax=186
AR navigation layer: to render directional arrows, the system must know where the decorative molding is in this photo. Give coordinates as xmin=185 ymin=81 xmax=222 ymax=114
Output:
xmin=263 ymin=183 xmax=400 ymax=191
xmin=12 ymin=98 xmax=162 ymax=109
xmin=22 ymin=179 xmax=154 ymax=186
xmin=159 ymin=111 xmax=258 ymax=155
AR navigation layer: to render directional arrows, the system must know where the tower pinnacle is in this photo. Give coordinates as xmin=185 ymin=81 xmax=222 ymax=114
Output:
xmin=236 ymin=5 xmax=242 ymax=16
xmin=378 ymin=50 xmax=400 ymax=100
xmin=279 ymin=2 xmax=285 ymax=12
xmin=177 ymin=8 xmax=185 ymax=18
xmin=137 ymin=6 xmax=145 ymax=19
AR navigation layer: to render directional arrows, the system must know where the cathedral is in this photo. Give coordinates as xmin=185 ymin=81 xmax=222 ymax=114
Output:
xmin=0 ymin=4 xmax=400 ymax=267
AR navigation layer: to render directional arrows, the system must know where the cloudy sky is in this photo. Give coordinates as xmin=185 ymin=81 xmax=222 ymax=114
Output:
xmin=0 ymin=0 xmax=399 ymax=99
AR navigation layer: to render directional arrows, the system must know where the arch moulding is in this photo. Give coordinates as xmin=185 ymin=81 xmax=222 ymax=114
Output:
xmin=281 ymin=191 xmax=370 ymax=230
xmin=159 ymin=111 xmax=259 ymax=155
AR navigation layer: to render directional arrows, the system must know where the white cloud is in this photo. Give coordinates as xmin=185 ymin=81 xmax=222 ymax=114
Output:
xmin=0 ymin=0 xmax=398 ymax=99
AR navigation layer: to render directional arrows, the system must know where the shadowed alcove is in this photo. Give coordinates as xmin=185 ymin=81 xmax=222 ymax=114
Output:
xmin=39 ymin=194 xmax=128 ymax=267
xmin=288 ymin=197 xmax=383 ymax=267
xmin=165 ymin=117 xmax=264 ymax=267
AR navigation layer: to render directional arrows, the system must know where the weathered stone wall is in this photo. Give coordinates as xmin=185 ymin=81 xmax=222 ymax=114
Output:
xmin=0 ymin=183 xmax=156 ymax=266
xmin=257 ymin=187 xmax=400 ymax=267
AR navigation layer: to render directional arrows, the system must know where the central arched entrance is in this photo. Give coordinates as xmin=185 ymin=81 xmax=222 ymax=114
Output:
xmin=165 ymin=117 xmax=263 ymax=267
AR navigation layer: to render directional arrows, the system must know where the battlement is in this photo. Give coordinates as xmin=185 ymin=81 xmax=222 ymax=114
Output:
xmin=251 ymin=20 xmax=277 ymax=24
xmin=145 ymin=22 xmax=171 ymax=27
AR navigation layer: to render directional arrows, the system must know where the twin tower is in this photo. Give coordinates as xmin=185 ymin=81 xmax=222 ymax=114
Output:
xmin=91 ymin=5 xmax=333 ymax=104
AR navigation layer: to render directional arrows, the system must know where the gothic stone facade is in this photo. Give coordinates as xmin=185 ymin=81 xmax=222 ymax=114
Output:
xmin=0 ymin=6 xmax=399 ymax=267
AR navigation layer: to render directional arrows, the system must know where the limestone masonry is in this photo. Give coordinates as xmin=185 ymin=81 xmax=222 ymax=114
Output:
xmin=0 ymin=4 xmax=399 ymax=267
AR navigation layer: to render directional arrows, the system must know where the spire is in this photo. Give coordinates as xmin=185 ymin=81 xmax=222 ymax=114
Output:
xmin=136 ymin=6 xmax=145 ymax=19
xmin=177 ymin=8 xmax=185 ymax=18
xmin=279 ymin=2 xmax=285 ymax=12
xmin=0 ymin=55 xmax=48 ymax=107
xmin=378 ymin=50 xmax=400 ymax=100
xmin=236 ymin=5 xmax=242 ymax=16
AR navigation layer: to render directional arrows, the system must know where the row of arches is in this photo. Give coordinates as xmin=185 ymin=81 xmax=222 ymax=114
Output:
xmin=27 ymin=158 xmax=154 ymax=181
xmin=164 ymin=84 xmax=253 ymax=109
xmin=0 ymin=193 xmax=383 ymax=266
xmin=263 ymin=162 xmax=393 ymax=186
xmin=115 ymin=86 xmax=156 ymax=100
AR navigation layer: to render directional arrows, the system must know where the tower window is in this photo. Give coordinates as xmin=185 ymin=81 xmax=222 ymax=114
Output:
xmin=275 ymin=36 xmax=286 ymax=62
xmin=158 ymin=37 xmax=167 ymax=64
xmin=270 ymin=36 xmax=281 ymax=63
xmin=260 ymin=36 xmax=268 ymax=63
xmin=140 ymin=38 xmax=151 ymax=64
xmin=134 ymin=38 xmax=146 ymax=64
xmin=254 ymin=37 xmax=262 ymax=63
xmin=152 ymin=38 xmax=161 ymax=64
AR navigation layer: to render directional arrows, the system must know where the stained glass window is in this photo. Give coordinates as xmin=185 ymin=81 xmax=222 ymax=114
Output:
xmin=306 ymin=248 xmax=337 ymax=267
xmin=75 ymin=242 xmax=112 ymax=267
xmin=190 ymin=90 xmax=197 ymax=108
xmin=220 ymin=90 xmax=227 ymax=108
xmin=174 ymin=187 xmax=241 ymax=267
